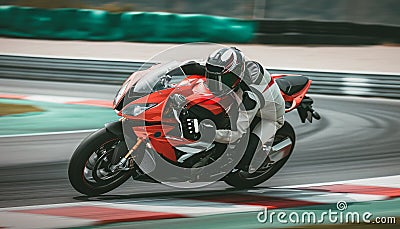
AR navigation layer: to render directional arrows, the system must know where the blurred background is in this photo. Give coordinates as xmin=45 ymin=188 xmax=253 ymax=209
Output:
xmin=1 ymin=0 xmax=399 ymax=24
xmin=0 ymin=1 xmax=399 ymax=229
xmin=1 ymin=0 xmax=399 ymax=45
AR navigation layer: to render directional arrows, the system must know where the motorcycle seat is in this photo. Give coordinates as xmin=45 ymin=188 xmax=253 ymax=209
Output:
xmin=275 ymin=76 xmax=309 ymax=95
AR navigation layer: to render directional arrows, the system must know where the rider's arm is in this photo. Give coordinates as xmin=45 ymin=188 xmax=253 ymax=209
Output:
xmin=214 ymin=91 xmax=260 ymax=144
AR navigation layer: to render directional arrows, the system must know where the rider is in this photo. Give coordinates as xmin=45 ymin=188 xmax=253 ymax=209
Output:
xmin=180 ymin=47 xmax=285 ymax=172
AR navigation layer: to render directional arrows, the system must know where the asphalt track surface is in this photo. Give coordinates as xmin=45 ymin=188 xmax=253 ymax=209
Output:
xmin=0 ymin=79 xmax=400 ymax=208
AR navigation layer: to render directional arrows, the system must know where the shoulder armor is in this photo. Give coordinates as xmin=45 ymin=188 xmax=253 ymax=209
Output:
xmin=243 ymin=61 xmax=264 ymax=85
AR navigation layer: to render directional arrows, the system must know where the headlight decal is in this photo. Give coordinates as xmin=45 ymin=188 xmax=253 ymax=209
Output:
xmin=122 ymin=103 xmax=157 ymax=116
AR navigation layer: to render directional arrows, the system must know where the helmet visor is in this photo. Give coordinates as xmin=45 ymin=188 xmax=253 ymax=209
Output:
xmin=205 ymin=72 xmax=225 ymax=96
xmin=205 ymin=65 xmax=240 ymax=96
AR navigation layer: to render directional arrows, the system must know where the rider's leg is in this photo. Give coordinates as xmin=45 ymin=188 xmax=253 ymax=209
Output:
xmin=236 ymin=132 xmax=262 ymax=171
xmin=248 ymin=119 xmax=277 ymax=172
xmin=236 ymin=118 xmax=279 ymax=172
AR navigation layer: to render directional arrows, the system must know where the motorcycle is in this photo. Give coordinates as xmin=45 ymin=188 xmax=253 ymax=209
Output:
xmin=68 ymin=59 xmax=320 ymax=196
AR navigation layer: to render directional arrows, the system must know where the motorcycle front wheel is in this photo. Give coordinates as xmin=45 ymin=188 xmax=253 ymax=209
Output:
xmin=224 ymin=121 xmax=295 ymax=188
xmin=68 ymin=128 xmax=132 ymax=196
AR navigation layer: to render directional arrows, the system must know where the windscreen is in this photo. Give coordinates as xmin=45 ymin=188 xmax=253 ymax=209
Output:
xmin=133 ymin=61 xmax=183 ymax=93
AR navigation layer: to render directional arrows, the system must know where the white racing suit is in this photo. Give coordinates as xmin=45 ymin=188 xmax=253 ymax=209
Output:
xmin=179 ymin=60 xmax=285 ymax=172
xmin=213 ymin=61 xmax=285 ymax=172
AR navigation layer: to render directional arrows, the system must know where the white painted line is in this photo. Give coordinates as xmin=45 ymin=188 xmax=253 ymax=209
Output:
xmin=0 ymin=93 xmax=105 ymax=104
xmin=0 ymin=129 xmax=97 ymax=138
xmin=99 ymin=199 xmax=261 ymax=217
xmin=280 ymin=175 xmax=400 ymax=189
xmin=26 ymin=95 xmax=86 ymax=103
xmin=0 ymin=201 xmax=140 ymax=212
xmin=0 ymin=202 xmax=90 ymax=212
xmin=245 ymin=188 xmax=387 ymax=203
xmin=345 ymin=175 xmax=400 ymax=188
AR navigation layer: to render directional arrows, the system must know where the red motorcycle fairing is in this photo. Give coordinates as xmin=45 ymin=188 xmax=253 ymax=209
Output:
xmin=119 ymin=75 xmax=225 ymax=119
xmin=173 ymin=74 xmax=225 ymax=115
xmin=132 ymin=125 xmax=178 ymax=161
xmin=119 ymin=75 xmax=228 ymax=163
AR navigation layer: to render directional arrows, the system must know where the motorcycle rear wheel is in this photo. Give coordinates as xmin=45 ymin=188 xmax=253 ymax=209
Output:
xmin=68 ymin=128 xmax=132 ymax=196
xmin=224 ymin=121 xmax=295 ymax=188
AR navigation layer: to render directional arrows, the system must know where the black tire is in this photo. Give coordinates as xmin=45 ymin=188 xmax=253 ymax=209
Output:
xmin=224 ymin=121 xmax=295 ymax=188
xmin=68 ymin=128 xmax=132 ymax=196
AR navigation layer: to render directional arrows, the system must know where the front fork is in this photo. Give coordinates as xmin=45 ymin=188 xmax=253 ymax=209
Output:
xmin=105 ymin=120 xmax=144 ymax=172
xmin=110 ymin=138 xmax=143 ymax=172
